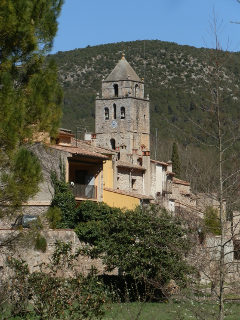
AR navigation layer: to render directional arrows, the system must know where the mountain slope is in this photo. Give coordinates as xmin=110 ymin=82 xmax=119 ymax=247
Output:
xmin=50 ymin=40 xmax=240 ymax=146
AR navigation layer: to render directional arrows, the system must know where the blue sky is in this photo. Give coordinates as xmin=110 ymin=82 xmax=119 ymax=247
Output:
xmin=52 ymin=0 xmax=240 ymax=53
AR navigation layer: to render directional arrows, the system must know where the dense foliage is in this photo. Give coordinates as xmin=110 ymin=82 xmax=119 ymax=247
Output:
xmin=49 ymin=172 xmax=77 ymax=229
xmin=0 ymin=0 xmax=63 ymax=214
xmin=48 ymin=194 xmax=192 ymax=289
xmin=75 ymin=201 xmax=192 ymax=288
xmin=0 ymin=148 xmax=42 ymax=212
xmin=1 ymin=242 xmax=107 ymax=319
xmin=204 ymin=206 xmax=221 ymax=236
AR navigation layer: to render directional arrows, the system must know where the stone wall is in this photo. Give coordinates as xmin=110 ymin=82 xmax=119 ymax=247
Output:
xmin=172 ymin=182 xmax=196 ymax=211
xmin=29 ymin=143 xmax=70 ymax=203
xmin=0 ymin=204 xmax=50 ymax=229
xmin=117 ymin=168 xmax=143 ymax=194
xmin=0 ymin=229 xmax=114 ymax=282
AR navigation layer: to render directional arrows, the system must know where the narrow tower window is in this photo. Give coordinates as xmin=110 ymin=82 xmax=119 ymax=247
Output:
xmin=134 ymin=84 xmax=139 ymax=97
xmin=113 ymin=104 xmax=116 ymax=119
xmin=120 ymin=107 xmax=125 ymax=119
xmin=110 ymin=138 xmax=116 ymax=150
xmin=104 ymin=107 xmax=109 ymax=120
xmin=131 ymin=178 xmax=136 ymax=190
xmin=113 ymin=84 xmax=118 ymax=97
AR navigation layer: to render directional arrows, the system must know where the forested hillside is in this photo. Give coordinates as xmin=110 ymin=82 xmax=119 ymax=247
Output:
xmin=49 ymin=40 xmax=240 ymax=180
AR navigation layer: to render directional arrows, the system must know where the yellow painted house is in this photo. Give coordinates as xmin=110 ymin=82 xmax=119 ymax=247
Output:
xmin=102 ymin=158 xmax=151 ymax=210
xmin=45 ymin=130 xmax=152 ymax=211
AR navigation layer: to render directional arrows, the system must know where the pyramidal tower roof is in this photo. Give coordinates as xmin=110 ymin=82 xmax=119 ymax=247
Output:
xmin=105 ymin=54 xmax=141 ymax=82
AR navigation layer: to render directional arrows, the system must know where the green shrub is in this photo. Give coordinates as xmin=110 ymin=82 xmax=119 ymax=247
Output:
xmin=204 ymin=206 xmax=221 ymax=235
xmin=34 ymin=234 xmax=47 ymax=252
xmin=46 ymin=206 xmax=62 ymax=229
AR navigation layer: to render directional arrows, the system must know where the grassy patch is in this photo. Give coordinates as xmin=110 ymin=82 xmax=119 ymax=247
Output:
xmin=103 ymin=302 xmax=240 ymax=320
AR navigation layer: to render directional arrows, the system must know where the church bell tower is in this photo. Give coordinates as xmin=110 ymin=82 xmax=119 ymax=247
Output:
xmin=95 ymin=54 xmax=150 ymax=165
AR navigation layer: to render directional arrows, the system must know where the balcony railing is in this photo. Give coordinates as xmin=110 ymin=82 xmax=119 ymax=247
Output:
xmin=71 ymin=184 xmax=97 ymax=199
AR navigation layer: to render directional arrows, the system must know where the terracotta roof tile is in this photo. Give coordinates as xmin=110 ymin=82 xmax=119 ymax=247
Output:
xmin=173 ymin=178 xmax=190 ymax=186
xmin=73 ymin=139 xmax=116 ymax=155
xmin=166 ymin=171 xmax=175 ymax=176
xmin=150 ymin=159 xmax=168 ymax=166
xmin=49 ymin=144 xmax=109 ymax=160
xmin=117 ymin=160 xmax=145 ymax=171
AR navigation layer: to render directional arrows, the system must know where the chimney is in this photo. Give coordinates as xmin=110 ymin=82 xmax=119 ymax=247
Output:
xmin=167 ymin=161 xmax=172 ymax=172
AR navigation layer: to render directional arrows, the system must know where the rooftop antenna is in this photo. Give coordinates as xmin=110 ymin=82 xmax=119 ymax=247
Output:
xmin=154 ymin=128 xmax=158 ymax=160
xmin=143 ymin=40 xmax=146 ymax=81
xmin=75 ymin=125 xmax=89 ymax=146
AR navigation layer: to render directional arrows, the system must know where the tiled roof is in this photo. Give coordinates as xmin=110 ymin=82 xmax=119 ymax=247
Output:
xmin=173 ymin=178 xmax=190 ymax=186
xmin=73 ymin=138 xmax=116 ymax=155
xmin=150 ymin=159 xmax=168 ymax=166
xmin=104 ymin=187 xmax=154 ymax=200
xmin=117 ymin=161 xmax=146 ymax=171
xmin=49 ymin=144 xmax=109 ymax=160
xmin=166 ymin=171 xmax=175 ymax=176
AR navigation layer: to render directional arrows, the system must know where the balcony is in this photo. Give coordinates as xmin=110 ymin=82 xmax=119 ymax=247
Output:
xmin=71 ymin=184 xmax=97 ymax=199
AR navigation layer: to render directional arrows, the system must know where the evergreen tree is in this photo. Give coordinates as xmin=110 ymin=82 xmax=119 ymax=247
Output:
xmin=171 ymin=141 xmax=181 ymax=178
xmin=0 ymin=1 xmax=64 ymax=215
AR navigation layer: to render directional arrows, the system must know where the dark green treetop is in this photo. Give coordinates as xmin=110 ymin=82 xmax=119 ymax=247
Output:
xmin=171 ymin=141 xmax=181 ymax=178
xmin=0 ymin=0 xmax=64 ymax=214
xmin=75 ymin=202 xmax=192 ymax=288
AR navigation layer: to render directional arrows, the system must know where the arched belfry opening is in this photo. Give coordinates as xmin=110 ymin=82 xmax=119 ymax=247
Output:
xmin=113 ymin=84 xmax=118 ymax=97
xmin=113 ymin=104 xmax=116 ymax=119
xmin=110 ymin=138 xmax=116 ymax=150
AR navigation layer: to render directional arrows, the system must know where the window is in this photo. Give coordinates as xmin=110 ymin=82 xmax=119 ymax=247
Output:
xmin=113 ymin=84 xmax=118 ymax=97
xmin=104 ymin=107 xmax=109 ymax=120
xmin=113 ymin=104 xmax=116 ymax=119
xmin=110 ymin=138 xmax=116 ymax=150
xmin=131 ymin=178 xmax=136 ymax=190
xmin=120 ymin=107 xmax=125 ymax=119
xmin=134 ymin=84 xmax=139 ymax=97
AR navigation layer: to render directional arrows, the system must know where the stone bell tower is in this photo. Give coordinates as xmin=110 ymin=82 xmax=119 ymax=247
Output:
xmin=95 ymin=54 xmax=150 ymax=164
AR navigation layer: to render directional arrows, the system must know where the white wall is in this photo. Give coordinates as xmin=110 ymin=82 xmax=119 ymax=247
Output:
xmin=156 ymin=165 xmax=163 ymax=194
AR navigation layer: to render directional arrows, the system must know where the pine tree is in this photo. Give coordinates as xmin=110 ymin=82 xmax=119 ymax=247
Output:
xmin=171 ymin=142 xmax=181 ymax=178
xmin=0 ymin=1 xmax=64 ymax=214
